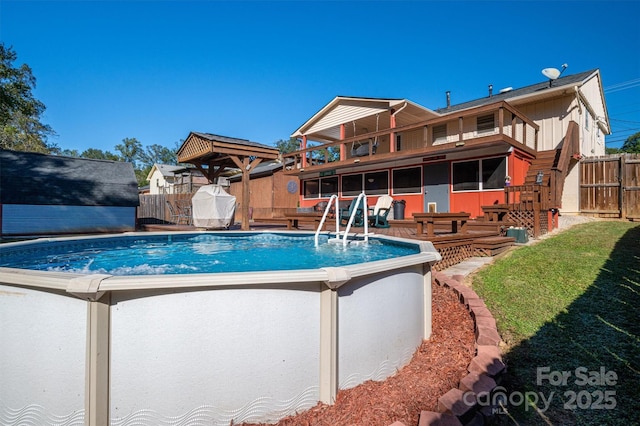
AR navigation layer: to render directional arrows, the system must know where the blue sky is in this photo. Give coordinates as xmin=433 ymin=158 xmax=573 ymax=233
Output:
xmin=1 ymin=0 xmax=639 ymax=154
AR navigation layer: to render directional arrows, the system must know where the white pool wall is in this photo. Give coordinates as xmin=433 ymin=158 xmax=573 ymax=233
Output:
xmin=0 ymin=231 xmax=441 ymax=426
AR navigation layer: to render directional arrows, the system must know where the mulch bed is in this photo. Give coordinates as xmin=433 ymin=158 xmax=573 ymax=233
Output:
xmin=242 ymin=283 xmax=476 ymax=426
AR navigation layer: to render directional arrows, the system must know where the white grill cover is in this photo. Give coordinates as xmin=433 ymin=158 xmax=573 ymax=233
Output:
xmin=191 ymin=185 xmax=236 ymax=228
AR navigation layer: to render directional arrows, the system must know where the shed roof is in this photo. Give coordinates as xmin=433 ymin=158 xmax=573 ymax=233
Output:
xmin=0 ymin=149 xmax=139 ymax=206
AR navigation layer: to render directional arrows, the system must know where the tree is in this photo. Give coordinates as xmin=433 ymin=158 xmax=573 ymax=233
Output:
xmin=115 ymin=137 xmax=143 ymax=166
xmin=80 ymin=148 xmax=120 ymax=161
xmin=274 ymin=138 xmax=300 ymax=154
xmin=0 ymin=43 xmax=55 ymax=153
xmin=138 ymin=143 xmax=177 ymax=168
xmin=620 ymin=131 xmax=640 ymax=153
xmin=136 ymin=143 xmax=178 ymax=187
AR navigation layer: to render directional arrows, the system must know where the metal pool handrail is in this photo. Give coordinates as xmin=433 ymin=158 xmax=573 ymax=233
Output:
xmin=315 ymin=194 xmax=339 ymax=247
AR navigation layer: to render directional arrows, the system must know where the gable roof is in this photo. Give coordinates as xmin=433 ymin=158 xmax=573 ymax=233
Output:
xmin=436 ymin=69 xmax=599 ymax=113
xmin=146 ymin=163 xmax=202 ymax=181
xmin=291 ymin=96 xmax=439 ymax=143
xmin=0 ymin=149 xmax=139 ymax=206
xmin=176 ymin=132 xmax=279 ymax=168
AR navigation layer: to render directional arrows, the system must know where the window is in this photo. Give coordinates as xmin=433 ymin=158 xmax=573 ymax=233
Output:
xmin=303 ymin=179 xmax=319 ymax=199
xmin=453 ymin=161 xmax=479 ymax=191
xmin=585 ymin=111 xmax=590 ymax=130
xmin=395 ymin=134 xmax=402 ymax=151
xmin=452 ymin=156 xmax=507 ymax=192
xmin=433 ymin=124 xmax=447 ymax=143
xmin=364 ymin=171 xmax=388 ymax=195
xmin=482 ymin=157 xmax=507 ymax=189
xmin=477 ymin=114 xmax=495 ymax=134
xmin=393 ymin=167 xmax=421 ymax=194
xmin=320 ymin=176 xmax=338 ymax=197
xmin=341 ymin=174 xmax=363 ymax=197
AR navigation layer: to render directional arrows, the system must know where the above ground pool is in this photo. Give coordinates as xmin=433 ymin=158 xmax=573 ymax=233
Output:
xmin=0 ymin=230 xmax=441 ymax=426
xmin=0 ymin=232 xmax=421 ymax=275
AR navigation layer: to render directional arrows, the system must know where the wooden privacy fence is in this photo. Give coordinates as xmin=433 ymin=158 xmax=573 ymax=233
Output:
xmin=138 ymin=194 xmax=194 ymax=224
xmin=580 ymin=154 xmax=640 ymax=220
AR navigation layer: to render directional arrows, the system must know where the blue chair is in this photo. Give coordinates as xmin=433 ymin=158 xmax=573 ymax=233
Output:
xmin=339 ymin=198 xmax=367 ymax=227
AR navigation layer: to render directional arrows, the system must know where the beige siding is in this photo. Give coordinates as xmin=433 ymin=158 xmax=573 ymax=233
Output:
xmin=397 ymin=128 xmax=425 ymax=151
xmin=561 ymin=162 xmax=581 ymax=213
xmin=306 ymin=104 xmax=389 ymax=137
xmin=519 ymin=96 xmax=576 ymax=151
xmin=580 ymin=76 xmax=607 ymax=156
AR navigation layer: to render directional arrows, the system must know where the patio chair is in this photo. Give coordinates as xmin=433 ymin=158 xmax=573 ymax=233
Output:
xmin=166 ymin=200 xmax=180 ymax=224
xmin=368 ymin=195 xmax=393 ymax=228
xmin=166 ymin=199 xmax=191 ymax=225
xmin=339 ymin=197 xmax=367 ymax=227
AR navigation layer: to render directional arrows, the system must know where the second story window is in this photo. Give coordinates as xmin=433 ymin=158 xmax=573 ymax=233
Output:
xmin=477 ymin=114 xmax=495 ymax=134
xmin=433 ymin=124 xmax=447 ymax=143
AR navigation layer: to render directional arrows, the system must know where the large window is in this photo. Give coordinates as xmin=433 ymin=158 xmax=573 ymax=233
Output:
xmin=341 ymin=174 xmax=363 ymax=197
xmin=303 ymin=179 xmax=320 ymax=199
xmin=303 ymin=177 xmax=339 ymax=199
xmin=393 ymin=167 xmax=421 ymax=194
xmin=453 ymin=161 xmax=479 ymax=191
xmin=453 ymin=156 xmax=506 ymax=192
xmin=320 ymin=176 xmax=338 ymax=197
xmin=341 ymin=171 xmax=389 ymax=197
xmin=482 ymin=157 xmax=507 ymax=189
xmin=364 ymin=171 xmax=388 ymax=195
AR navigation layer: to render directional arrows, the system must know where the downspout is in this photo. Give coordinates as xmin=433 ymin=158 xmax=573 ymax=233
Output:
xmin=574 ymin=86 xmax=583 ymax=114
xmin=390 ymin=102 xmax=408 ymax=153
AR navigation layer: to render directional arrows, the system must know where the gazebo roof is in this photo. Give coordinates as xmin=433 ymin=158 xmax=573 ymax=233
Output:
xmin=177 ymin=132 xmax=279 ymax=168
xmin=176 ymin=131 xmax=281 ymax=231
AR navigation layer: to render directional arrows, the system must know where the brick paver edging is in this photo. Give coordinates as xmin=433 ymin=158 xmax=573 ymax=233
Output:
xmin=389 ymin=272 xmax=507 ymax=426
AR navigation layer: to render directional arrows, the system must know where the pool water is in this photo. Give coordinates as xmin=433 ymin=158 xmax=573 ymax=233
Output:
xmin=0 ymin=233 xmax=420 ymax=276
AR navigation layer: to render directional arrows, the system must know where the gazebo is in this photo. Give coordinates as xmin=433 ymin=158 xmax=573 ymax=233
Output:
xmin=176 ymin=132 xmax=280 ymax=230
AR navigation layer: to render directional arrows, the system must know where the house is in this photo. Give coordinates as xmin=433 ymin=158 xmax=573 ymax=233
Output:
xmin=0 ymin=150 xmax=139 ymax=237
xmin=284 ymin=69 xmax=609 ymax=231
xmin=146 ymin=163 xmax=209 ymax=194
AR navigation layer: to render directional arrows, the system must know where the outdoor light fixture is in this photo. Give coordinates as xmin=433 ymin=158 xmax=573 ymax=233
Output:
xmin=354 ymin=159 xmax=360 ymax=163
xmin=455 ymin=141 xmax=465 ymax=147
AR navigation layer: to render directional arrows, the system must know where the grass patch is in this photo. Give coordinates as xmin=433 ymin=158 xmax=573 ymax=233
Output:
xmin=472 ymin=221 xmax=640 ymax=425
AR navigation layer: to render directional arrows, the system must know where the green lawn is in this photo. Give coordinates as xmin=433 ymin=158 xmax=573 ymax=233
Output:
xmin=471 ymin=220 xmax=640 ymax=425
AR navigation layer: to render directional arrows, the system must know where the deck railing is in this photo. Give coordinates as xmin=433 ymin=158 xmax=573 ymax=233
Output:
xmin=283 ymin=101 xmax=539 ymax=174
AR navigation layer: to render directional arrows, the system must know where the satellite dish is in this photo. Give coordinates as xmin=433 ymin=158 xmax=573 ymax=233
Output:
xmin=542 ymin=64 xmax=568 ymax=87
xmin=542 ymin=68 xmax=561 ymax=80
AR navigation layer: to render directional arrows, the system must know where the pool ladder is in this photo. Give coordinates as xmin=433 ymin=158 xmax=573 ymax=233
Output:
xmin=314 ymin=193 xmax=371 ymax=247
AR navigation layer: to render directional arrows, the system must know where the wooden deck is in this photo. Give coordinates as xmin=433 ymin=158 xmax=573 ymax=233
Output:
xmin=140 ymin=216 xmax=517 ymax=271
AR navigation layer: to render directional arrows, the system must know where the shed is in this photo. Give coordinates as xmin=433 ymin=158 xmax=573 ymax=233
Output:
xmin=0 ymin=149 xmax=139 ymax=237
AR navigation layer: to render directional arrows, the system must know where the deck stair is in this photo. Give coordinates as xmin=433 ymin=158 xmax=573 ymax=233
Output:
xmin=482 ymin=120 xmax=581 ymax=238
xmin=473 ymin=236 xmax=516 ymax=257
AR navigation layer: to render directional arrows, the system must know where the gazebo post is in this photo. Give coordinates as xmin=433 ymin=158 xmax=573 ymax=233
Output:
xmin=240 ymin=157 xmax=251 ymax=230
xmin=176 ymin=132 xmax=279 ymax=231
